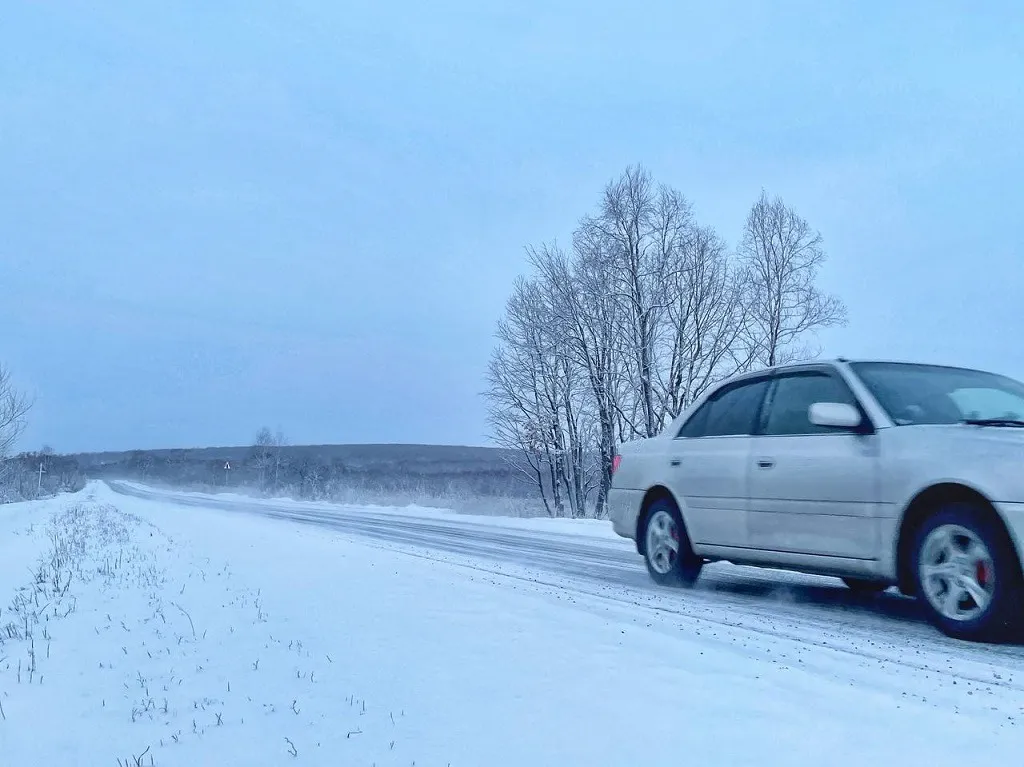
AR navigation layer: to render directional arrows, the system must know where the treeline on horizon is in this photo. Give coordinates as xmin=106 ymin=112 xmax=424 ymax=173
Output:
xmin=75 ymin=439 xmax=536 ymax=503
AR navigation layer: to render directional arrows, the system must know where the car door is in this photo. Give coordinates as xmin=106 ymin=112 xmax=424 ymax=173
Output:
xmin=747 ymin=368 xmax=880 ymax=560
xmin=668 ymin=376 xmax=770 ymax=550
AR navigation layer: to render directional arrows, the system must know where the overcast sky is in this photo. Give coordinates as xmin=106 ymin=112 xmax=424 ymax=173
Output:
xmin=2 ymin=2 xmax=1022 ymax=452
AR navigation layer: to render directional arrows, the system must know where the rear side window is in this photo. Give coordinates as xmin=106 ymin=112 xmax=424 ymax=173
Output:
xmin=678 ymin=379 xmax=769 ymax=438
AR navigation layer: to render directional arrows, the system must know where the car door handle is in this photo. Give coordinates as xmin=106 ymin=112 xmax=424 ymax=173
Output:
xmin=670 ymin=458 xmax=682 ymax=467
xmin=756 ymin=459 xmax=775 ymax=469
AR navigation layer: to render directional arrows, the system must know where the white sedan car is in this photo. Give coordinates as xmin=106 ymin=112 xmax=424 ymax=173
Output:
xmin=609 ymin=359 xmax=1024 ymax=642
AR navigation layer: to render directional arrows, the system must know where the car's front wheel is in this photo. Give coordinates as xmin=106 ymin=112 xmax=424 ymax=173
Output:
xmin=911 ymin=504 xmax=1023 ymax=642
xmin=641 ymin=496 xmax=703 ymax=587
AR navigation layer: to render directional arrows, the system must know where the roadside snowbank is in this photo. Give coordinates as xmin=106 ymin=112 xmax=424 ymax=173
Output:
xmin=0 ymin=493 xmax=70 ymax=613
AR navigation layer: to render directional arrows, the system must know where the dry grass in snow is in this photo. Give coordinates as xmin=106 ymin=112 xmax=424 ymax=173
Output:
xmin=0 ymin=491 xmax=421 ymax=765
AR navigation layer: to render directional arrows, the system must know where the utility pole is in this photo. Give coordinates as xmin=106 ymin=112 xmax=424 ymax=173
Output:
xmin=37 ymin=460 xmax=46 ymax=497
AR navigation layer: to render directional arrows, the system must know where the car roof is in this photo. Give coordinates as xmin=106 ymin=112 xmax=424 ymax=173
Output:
xmin=719 ymin=359 xmax=841 ymax=383
xmin=837 ymin=358 xmax=1003 ymax=375
xmin=724 ymin=358 xmax=1003 ymax=383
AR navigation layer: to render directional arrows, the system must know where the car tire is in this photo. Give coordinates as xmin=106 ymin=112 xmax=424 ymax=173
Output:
xmin=641 ymin=496 xmax=703 ymax=587
xmin=911 ymin=503 xmax=1024 ymax=642
xmin=841 ymin=577 xmax=889 ymax=595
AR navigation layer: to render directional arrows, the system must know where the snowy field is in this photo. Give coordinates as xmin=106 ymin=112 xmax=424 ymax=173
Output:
xmin=3 ymin=483 xmax=1024 ymax=766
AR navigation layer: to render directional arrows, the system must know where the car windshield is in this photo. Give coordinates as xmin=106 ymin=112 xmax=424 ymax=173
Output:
xmin=850 ymin=362 xmax=1024 ymax=426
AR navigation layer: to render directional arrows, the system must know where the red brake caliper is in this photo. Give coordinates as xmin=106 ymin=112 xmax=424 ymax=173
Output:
xmin=976 ymin=560 xmax=990 ymax=588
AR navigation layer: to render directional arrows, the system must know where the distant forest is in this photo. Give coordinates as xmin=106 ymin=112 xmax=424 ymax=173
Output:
xmin=73 ymin=441 xmax=542 ymax=516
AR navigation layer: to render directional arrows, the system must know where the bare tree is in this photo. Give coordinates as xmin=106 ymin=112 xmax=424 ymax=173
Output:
xmin=301 ymin=461 xmax=324 ymax=500
xmin=272 ymin=428 xmax=287 ymax=491
xmin=487 ymin=171 xmax=852 ymax=522
xmin=555 ymin=351 xmax=594 ymax=518
xmin=529 ymin=274 xmax=594 ymax=519
xmin=251 ymin=426 xmax=275 ymax=490
xmin=487 ymin=279 xmax=554 ymax=514
xmin=530 ymin=240 xmax=623 ymax=517
xmin=738 ymin=191 xmax=847 ymax=366
xmin=486 ymin=275 xmax=579 ymax=516
xmin=0 ymin=364 xmax=32 ymax=460
xmin=487 ymin=368 xmax=552 ymax=513
xmin=486 ymin=332 xmax=553 ymax=515
xmin=585 ymin=165 xmax=694 ymax=439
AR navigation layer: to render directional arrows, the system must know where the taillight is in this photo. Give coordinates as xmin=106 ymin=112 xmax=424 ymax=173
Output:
xmin=612 ymin=454 xmax=622 ymax=474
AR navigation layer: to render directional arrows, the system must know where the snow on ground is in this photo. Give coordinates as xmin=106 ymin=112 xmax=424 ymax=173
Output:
xmin=2 ymin=482 xmax=1024 ymax=766
xmin=0 ymin=493 xmax=70 ymax=609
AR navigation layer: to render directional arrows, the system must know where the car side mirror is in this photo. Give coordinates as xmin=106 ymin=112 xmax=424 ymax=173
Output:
xmin=808 ymin=402 xmax=862 ymax=429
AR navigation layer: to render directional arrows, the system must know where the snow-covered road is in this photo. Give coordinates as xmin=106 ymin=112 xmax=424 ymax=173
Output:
xmin=109 ymin=480 xmax=1024 ymax=688
xmin=3 ymin=482 xmax=1024 ymax=765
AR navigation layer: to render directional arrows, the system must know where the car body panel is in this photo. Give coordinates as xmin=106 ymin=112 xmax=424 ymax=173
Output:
xmin=746 ymin=431 xmax=881 ymax=559
xmin=608 ymin=487 xmax=645 ymax=539
xmin=996 ymin=502 xmax=1024 ymax=560
xmin=666 ymin=435 xmax=752 ymax=548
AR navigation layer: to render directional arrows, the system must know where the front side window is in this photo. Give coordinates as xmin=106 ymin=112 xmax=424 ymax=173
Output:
xmin=851 ymin=362 xmax=1024 ymax=426
xmin=763 ymin=372 xmax=858 ymax=436
xmin=678 ymin=378 xmax=769 ymax=438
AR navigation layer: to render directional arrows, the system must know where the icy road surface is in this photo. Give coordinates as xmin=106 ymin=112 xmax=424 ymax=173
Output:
xmin=2 ymin=481 xmax=1022 ymax=765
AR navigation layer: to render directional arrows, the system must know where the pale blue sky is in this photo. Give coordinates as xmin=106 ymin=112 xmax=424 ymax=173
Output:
xmin=2 ymin=2 xmax=1022 ymax=452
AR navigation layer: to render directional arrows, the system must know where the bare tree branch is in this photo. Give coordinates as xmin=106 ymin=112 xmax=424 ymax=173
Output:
xmin=0 ymin=364 xmax=32 ymax=460
xmin=737 ymin=190 xmax=847 ymax=367
xmin=656 ymin=225 xmax=755 ymax=419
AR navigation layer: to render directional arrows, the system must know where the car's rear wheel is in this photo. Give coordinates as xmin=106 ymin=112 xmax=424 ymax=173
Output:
xmin=841 ymin=577 xmax=889 ymax=595
xmin=911 ymin=504 xmax=1023 ymax=642
xmin=642 ymin=497 xmax=703 ymax=587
